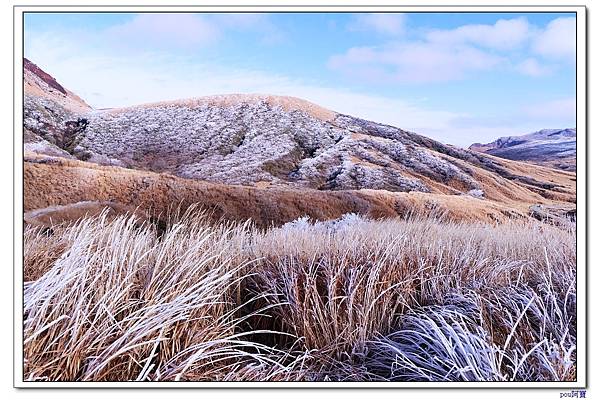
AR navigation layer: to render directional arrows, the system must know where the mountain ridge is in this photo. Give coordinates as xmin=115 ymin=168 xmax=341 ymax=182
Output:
xmin=24 ymin=57 xmax=91 ymax=113
xmin=22 ymin=59 xmax=576 ymax=226
xmin=469 ymin=128 xmax=576 ymax=172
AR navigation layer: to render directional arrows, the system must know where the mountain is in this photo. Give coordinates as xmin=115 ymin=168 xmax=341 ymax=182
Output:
xmin=23 ymin=59 xmax=576 ymax=226
xmin=24 ymin=58 xmax=91 ymax=113
xmin=469 ymin=129 xmax=576 ymax=172
xmin=24 ymin=58 xmax=93 ymax=159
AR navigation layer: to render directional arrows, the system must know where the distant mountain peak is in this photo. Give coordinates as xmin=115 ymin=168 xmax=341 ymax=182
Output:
xmin=469 ymin=128 xmax=576 ymax=171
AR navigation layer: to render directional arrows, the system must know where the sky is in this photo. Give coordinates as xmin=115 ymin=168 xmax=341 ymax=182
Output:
xmin=24 ymin=12 xmax=576 ymax=147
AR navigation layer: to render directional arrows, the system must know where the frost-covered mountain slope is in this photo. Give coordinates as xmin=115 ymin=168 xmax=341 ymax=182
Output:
xmin=72 ymin=98 xmax=575 ymax=202
xmin=23 ymin=58 xmax=92 ymax=159
xmin=23 ymin=59 xmax=575 ymax=207
xmin=75 ymin=98 xmax=481 ymax=193
xmin=24 ymin=58 xmax=91 ymax=113
xmin=469 ymin=129 xmax=576 ymax=171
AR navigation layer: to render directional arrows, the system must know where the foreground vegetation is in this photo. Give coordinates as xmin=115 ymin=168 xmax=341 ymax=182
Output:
xmin=23 ymin=209 xmax=576 ymax=382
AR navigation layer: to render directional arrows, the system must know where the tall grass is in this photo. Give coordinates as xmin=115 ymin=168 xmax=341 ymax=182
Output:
xmin=23 ymin=210 xmax=576 ymax=382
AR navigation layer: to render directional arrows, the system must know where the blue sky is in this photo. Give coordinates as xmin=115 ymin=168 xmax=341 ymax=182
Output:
xmin=24 ymin=12 xmax=576 ymax=147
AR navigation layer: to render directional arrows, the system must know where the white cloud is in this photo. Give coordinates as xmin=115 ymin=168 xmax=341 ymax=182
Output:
xmin=447 ymin=104 xmax=573 ymax=131
xmin=102 ymin=13 xmax=283 ymax=50
xmin=214 ymin=13 xmax=285 ymax=45
xmin=524 ymin=97 xmax=575 ymax=121
xmin=328 ymin=41 xmax=503 ymax=84
xmin=516 ymin=58 xmax=553 ymax=77
xmin=106 ymin=14 xmax=221 ymax=49
xmin=215 ymin=13 xmax=267 ymax=29
xmin=330 ymin=15 xmax=577 ymax=84
xmin=426 ymin=17 xmax=531 ymax=50
xmin=443 ymin=99 xmax=575 ymax=146
xmin=532 ymin=17 xmax=576 ymax=60
xmin=349 ymin=13 xmax=406 ymax=36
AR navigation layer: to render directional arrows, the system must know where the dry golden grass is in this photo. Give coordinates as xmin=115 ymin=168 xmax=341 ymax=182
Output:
xmin=23 ymin=208 xmax=576 ymax=382
xmin=435 ymin=151 xmax=576 ymax=205
xmin=24 ymin=153 xmax=535 ymax=228
xmin=27 ymin=152 xmax=577 ymax=232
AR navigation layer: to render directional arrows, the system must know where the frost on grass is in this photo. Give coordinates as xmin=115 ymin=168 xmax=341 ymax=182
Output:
xmin=367 ymin=286 xmax=575 ymax=381
xmin=23 ymin=210 xmax=576 ymax=382
xmin=280 ymin=213 xmax=367 ymax=233
xmin=468 ymin=189 xmax=485 ymax=199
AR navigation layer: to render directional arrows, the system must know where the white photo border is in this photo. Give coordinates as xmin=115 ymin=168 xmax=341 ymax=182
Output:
xmin=13 ymin=2 xmax=587 ymax=389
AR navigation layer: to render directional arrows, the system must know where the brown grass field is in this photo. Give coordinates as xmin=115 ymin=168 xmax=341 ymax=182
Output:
xmin=23 ymin=208 xmax=576 ymax=382
xmin=24 ymin=151 xmax=577 ymax=230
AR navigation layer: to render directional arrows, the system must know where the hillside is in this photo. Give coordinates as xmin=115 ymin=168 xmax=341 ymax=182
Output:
xmin=23 ymin=59 xmax=576 ymax=226
xmin=24 ymin=58 xmax=91 ymax=113
xmin=23 ymin=58 xmax=93 ymax=160
xmin=469 ymin=129 xmax=576 ymax=172
xmin=24 ymin=152 xmax=532 ymax=228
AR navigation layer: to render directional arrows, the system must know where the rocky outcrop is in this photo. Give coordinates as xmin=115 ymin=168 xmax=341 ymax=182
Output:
xmin=529 ymin=203 xmax=576 ymax=226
